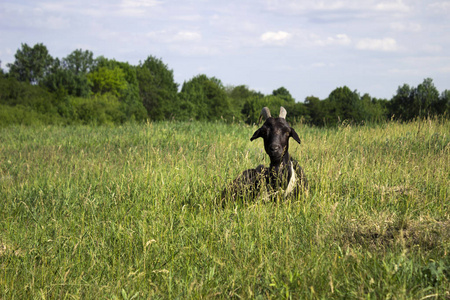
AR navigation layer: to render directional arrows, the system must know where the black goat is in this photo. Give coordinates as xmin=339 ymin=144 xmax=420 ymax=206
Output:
xmin=222 ymin=107 xmax=308 ymax=202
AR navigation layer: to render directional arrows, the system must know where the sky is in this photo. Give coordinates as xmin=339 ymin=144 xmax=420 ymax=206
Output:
xmin=1 ymin=0 xmax=449 ymax=102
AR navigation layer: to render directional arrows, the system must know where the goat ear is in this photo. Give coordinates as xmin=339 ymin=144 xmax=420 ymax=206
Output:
xmin=290 ymin=128 xmax=301 ymax=144
xmin=250 ymin=128 xmax=262 ymax=141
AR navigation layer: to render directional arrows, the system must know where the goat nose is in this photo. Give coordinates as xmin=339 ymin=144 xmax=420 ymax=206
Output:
xmin=270 ymin=144 xmax=281 ymax=152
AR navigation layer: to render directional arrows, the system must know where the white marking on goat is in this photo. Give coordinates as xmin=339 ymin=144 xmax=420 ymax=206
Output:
xmin=284 ymin=163 xmax=297 ymax=197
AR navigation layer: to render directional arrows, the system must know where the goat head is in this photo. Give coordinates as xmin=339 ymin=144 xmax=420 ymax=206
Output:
xmin=250 ymin=107 xmax=301 ymax=165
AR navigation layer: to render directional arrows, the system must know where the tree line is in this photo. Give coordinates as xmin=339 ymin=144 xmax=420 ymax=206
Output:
xmin=1 ymin=43 xmax=449 ymax=127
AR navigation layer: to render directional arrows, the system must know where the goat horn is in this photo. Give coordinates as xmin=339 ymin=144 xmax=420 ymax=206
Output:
xmin=279 ymin=106 xmax=287 ymax=119
xmin=259 ymin=107 xmax=271 ymax=123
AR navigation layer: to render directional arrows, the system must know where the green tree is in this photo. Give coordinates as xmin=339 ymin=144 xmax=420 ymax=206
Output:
xmin=179 ymin=74 xmax=231 ymax=121
xmin=226 ymin=85 xmax=263 ymax=120
xmin=88 ymin=66 xmax=127 ymax=97
xmin=0 ymin=76 xmax=63 ymax=125
xmin=283 ymin=102 xmax=308 ymax=123
xmin=90 ymin=57 xmax=147 ymax=122
xmin=390 ymin=78 xmax=441 ymax=120
xmin=305 ymin=96 xmax=325 ymax=126
xmin=391 ymin=83 xmax=413 ymax=120
xmin=413 ymin=78 xmax=440 ymax=117
xmin=63 ymin=49 xmax=95 ymax=75
xmin=42 ymin=59 xmax=91 ymax=98
xmin=41 ymin=49 xmax=95 ymax=97
xmin=136 ymin=56 xmax=178 ymax=120
xmin=227 ymin=85 xmax=263 ymax=101
xmin=358 ymin=94 xmax=389 ymax=123
xmin=327 ymin=86 xmax=361 ymax=124
xmin=437 ymin=90 xmax=450 ymax=116
xmin=7 ymin=43 xmax=54 ymax=85
xmin=241 ymin=94 xmax=288 ymax=124
xmin=241 ymin=95 xmax=265 ymax=124
xmin=240 ymin=87 xmax=300 ymax=124
xmin=272 ymin=86 xmax=295 ymax=103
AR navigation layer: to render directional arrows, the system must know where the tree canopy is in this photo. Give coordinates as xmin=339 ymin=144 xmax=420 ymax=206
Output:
xmin=136 ymin=56 xmax=179 ymax=121
xmin=7 ymin=43 xmax=54 ymax=85
xmin=1 ymin=42 xmax=449 ymax=126
xmin=178 ymin=75 xmax=232 ymax=121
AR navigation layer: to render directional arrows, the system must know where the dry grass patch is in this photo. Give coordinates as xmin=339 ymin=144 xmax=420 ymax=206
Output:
xmin=341 ymin=214 xmax=450 ymax=251
xmin=373 ymin=184 xmax=419 ymax=196
xmin=0 ymin=240 xmax=23 ymax=257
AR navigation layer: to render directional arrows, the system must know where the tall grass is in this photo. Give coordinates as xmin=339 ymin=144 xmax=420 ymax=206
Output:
xmin=1 ymin=119 xmax=449 ymax=299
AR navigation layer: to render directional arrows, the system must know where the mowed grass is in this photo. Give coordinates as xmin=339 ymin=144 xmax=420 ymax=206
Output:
xmin=0 ymin=119 xmax=449 ymax=299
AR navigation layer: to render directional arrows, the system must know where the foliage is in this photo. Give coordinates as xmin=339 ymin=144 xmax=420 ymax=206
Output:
xmin=1 ymin=43 xmax=449 ymax=127
xmin=42 ymin=59 xmax=92 ymax=98
xmin=41 ymin=49 xmax=95 ymax=97
xmin=327 ymin=86 xmax=361 ymax=123
xmin=302 ymin=87 xmax=391 ymax=126
xmin=94 ymin=58 xmax=147 ymax=122
xmin=88 ymin=66 xmax=128 ymax=97
xmin=226 ymin=85 xmax=264 ymax=119
xmin=440 ymin=90 xmax=450 ymax=116
xmin=69 ymin=94 xmax=126 ymax=125
xmin=178 ymin=74 xmax=232 ymax=121
xmin=283 ymin=101 xmax=309 ymax=123
xmin=0 ymin=104 xmax=63 ymax=126
xmin=360 ymin=94 xmax=389 ymax=123
xmin=0 ymin=120 xmax=449 ymax=298
xmin=136 ymin=56 xmax=179 ymax=121
xmin=272 ymin=86 xmax=295 ymax=103
xmin=64 ymin=49 xmax=96 ymax=75
xmin=0 ymin=76 xmax=61 ymax=117
xmin=242 ymin=95 xmax=287 ymax=124
xmin=238 ymin=87 xmax=303 ymax=124
xmin=391 ymin=78 xmax=443 ymax=120
xmin=7 ymin=43 xmax=54 ymax=85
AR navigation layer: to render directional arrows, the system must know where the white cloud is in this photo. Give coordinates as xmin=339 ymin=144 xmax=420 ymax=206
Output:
xmin=173 ymin=31 xmax=202 ymax=42
xmin=390 ymin=22 xmax=421 ymax=32
xmin=117 ymin=0 xmax=162 ymax=17
xmin=265 ymin=0 xmax=370 ymax=13
xmin=375 ymin=0 xmax=410 ymax=13
xmin=314 ymin=34 xmax=351 ymax=46
xmin=428 ymin=2 xmax=450 ymax=13
xmin=145 ymin=30 xmax=202 ymax=43
xmin=356 ymin=38 xmax=398 ymax=51
xmin=168 ymin=44 xmax=220 ymax=57
xmin=260 ymin=31 xmax=292 ymax=45
xmin=336 ymin=34 xmax=352 ymax=45
xmin=173 ymin=14 xmax=203 ymax=22
xmin=120 ymin=0 xmax=162 ymax=8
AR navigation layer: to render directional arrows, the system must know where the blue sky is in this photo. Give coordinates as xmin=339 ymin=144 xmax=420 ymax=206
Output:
xmin=1 ymin=0 xmax=449 ymax=101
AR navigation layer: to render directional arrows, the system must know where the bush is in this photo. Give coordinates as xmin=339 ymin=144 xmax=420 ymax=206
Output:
xmin=69 ymin=94 xmax=126 ymax=125
xmin=0 ymin=104 xmax=63 ymax=127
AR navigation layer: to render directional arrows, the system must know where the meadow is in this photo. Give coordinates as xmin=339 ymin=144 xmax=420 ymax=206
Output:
xmin=0 ymin=119 xmax=449 ymax=299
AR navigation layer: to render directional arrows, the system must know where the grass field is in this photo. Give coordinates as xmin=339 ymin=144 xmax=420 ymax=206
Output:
xmin=1 ymin=119 xmax=449 ymax=299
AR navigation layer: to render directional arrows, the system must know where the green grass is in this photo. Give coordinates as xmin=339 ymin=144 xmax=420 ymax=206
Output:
xmin=1 ymin=119 xmax=449 ymax=299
